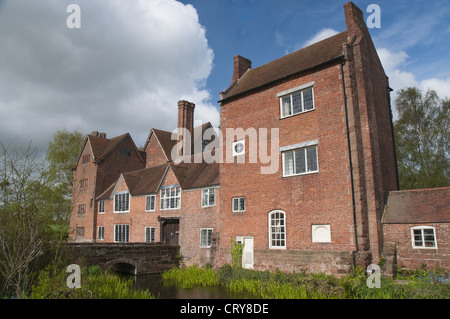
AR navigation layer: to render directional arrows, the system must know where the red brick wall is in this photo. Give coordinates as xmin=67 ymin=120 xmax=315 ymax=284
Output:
xmin=145 ymin=133 xmax=168 ymax=167
xmin=95 ymin=168 xmax=220 ymax=267
xmin=218 ymin=63 xmax=357 ymax=272
xmin=383 ymin=223 xmax=450 ymax=271
xmin=70 ymin=139 xmax=98 ymax=242
xmin=70 ymin=135 xmax=144 ymax=242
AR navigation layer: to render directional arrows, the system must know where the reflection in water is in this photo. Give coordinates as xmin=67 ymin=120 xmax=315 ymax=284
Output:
xmin=128 ymin=273 xmax=257 ymax=299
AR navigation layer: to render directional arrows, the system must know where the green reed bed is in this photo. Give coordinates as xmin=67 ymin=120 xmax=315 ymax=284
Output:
xmin=29 ymin=265 xmax=154 ymax=299
xmin=162 ymin=264 xmax=450 ymax=299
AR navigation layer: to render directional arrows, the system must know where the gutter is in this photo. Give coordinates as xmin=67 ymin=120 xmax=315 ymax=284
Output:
xmin=340 ymin=59 xmax=359 ymax=270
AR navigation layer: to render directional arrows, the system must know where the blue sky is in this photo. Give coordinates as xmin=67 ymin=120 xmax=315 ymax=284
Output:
xmin=179 ymin=0 xmax=450 ymax=103
xmin=0 ymin=0 xmax=449 ymax=154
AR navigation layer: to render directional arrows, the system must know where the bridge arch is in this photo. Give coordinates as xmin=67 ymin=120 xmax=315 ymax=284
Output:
xmin=104 ymin=258 xmax=138 ymax=275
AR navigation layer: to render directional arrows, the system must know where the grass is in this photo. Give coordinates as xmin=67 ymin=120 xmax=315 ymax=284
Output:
xmin=28 ymin=265 xmax=155 ymax=299
xmin=161 ymin=264 xmax=450 ymax=299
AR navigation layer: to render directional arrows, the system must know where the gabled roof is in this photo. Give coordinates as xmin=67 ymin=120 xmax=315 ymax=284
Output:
xmin=96 ymin=164 xmax=169 ymax=200
xmin=143 ymin=123 xmax=215 ymax=162
xmin=170 ymin=161 xmax=219 ymax=190
xmin=220 ymin=31 xmax=348 ymax=102
xmin=75 ymin=133 xmax=144 ymax=168
xmin=382 ymin=187 xmax=450 ymax=224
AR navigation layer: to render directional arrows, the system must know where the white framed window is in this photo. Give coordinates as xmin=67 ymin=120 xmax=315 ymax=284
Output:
xmin=312 ymin=225 xmax=331 ymax=243
xmin=282 ymin=145 xmax=318 ymax=177
xmin=232 ymin=139 xmax=245 ymax=156
xmin=278 ymin=83 xmax=314 ymax=118
xmin=411 ymin=226 xmax=437 ymax=249
xmin=114 ymin=192 xmax=130 ymax=212
xmin=232 ymin=197 xmax=245 ymax=212
xmin=200 ymin=228 xmax=213 ymax=247
xmin=269 ymin=210 xmax=286 ymax=249
xmin=114 ymin=224 xmax=129 ymax=242
xmin=146 ymin=195 xmax=156 ymax=211
xmin=97 ymin=226 xmax=104 ymax=240
xmin=202 ymin=188 xmax=215 ymax=207
xmin=145 ymin=227 xmax=155 ymax=243
xmin=98 ymin=200 xmax=105 ymax=214
xmin=160 ymin=186 xmax=181 ymax=210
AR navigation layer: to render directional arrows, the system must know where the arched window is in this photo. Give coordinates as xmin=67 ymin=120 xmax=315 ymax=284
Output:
xmin=268 ymin=210 xmax=286 ymax=249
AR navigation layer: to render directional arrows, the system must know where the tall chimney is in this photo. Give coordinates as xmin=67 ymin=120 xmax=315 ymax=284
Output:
xmin=177 ymin=100 xmax=195 ymax=156
xmin=344 ymin=2 xmax=365 ymax=36
xmin=232 ymin=55 xmax=251 ymax=84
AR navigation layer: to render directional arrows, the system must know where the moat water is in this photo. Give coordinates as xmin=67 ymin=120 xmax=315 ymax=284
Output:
xmin=127 ymin=273 xmax=257 ymax=299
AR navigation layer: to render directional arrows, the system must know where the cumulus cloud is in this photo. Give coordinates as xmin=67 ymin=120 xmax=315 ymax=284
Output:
xmin=302 ymin=28 xmax=339 ymax=47
xmin=377 ymin=47 xmax=450 ymax=119
xmin=0 ymin=0 xmax=218 ymax=153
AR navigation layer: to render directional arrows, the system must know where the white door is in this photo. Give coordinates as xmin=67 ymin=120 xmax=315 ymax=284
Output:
xmin=242 ymin=237 xmax=254 ymax=269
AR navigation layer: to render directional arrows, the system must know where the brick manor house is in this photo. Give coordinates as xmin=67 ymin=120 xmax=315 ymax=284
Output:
xmin=70 ymin=2 xmax=449 ymax=274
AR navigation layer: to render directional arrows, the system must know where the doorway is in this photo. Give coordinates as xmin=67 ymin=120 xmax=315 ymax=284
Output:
xmin=237 ymin=236 xmax=254 ymax=269
xmin=160 ymin=218 xmax=179 ymax=245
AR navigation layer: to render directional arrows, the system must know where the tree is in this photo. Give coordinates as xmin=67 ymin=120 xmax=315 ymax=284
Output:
xmin=394 ymin=87 xmax=449 ymax=189
xmin=45 ymin=129 xmax=84 ymax=190
xmin=44 ymin=129 xmax=85 ymax=221
xmin=0 ymin=130 xmax=84 ymax=297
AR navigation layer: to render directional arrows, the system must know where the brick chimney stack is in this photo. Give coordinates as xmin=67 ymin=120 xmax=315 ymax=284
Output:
xmin=232 ymin=55 xmax=252 ymax=84
xmin=344 ymin=1 xmax=365 ymax=36
xmin=177 ymin=100 xmax=195 ymax=156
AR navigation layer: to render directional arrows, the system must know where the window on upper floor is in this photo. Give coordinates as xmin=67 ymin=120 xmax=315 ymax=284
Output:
xmin=232 ymin=197 xmax=245 ymax=212
xmin=114 ymin=192 xmax=130 ymax=212
xmin=282 ymin=143 xmax=318 ymax=177
xmin=160 ymin=186 xmax=181 ymax=210
xmin=79 ymin=179 xmax=88 ymax=189
xmin=278 ymin=83 xmax=315 ymax=118
xmin=202 ymin=188 xmax=215 ymax=207
xmin=411 ymin=226 xmax=437 ymax=249
xmin=77 ymin=204 xmax=86 ymax=216
xmin=82 ymin=154 xmax=90 ymax=164
xmin=98 ymin=200 xmax=105 ymax=214
xmin=146 ymin=195 xmax=156 ymax=211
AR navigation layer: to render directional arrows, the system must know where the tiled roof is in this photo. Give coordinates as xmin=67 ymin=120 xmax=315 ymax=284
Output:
xmin=96 ymin=164 xmax=169 ymax=200
xmin=220 ymin=31 xmax=348 ymax=101
xmin=382 ymin=187 xmax=450 ymax=224
xmin=170 ymin=161 xmax=219 ymax=190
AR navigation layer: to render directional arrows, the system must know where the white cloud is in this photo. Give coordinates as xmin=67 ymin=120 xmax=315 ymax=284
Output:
xmin=302 ymin=28 xmax=339 ymax=48
xmin=0 ymin=0 xmax=218 ymax=153
xmin=377 ymin=47 xmax=450 ymax=119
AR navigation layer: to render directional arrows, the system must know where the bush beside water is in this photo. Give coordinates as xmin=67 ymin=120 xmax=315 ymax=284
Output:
xmin=29 ymin=265 xmax=154 ymax=299
xmin=162 ymin=264 xmax=450 ymax=299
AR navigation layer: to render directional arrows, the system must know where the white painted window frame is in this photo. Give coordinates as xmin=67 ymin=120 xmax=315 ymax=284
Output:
xmin=268 ymin=210 xmax=286 ymax=249
xmin=200 ymin=228 xmax=213 ymax=248
xmin=201 ymin=187 xmax=216 ymax=207
xmin=160 ymin=186 xmax=181 ymax=210
xmin=281 ymin=141 xmax=319 ymax=177
xmin=278 ymin=82 xmax=315 ymax=119
xmin=411 ymin=226 xmax=437 ymax=249
xmin=114 ymin=191 xmax=130 ymax=213
xmin=232 ymin=197 xmax=245 ymax=212
xmin=145 ymin=195 xmax=156 ymax=212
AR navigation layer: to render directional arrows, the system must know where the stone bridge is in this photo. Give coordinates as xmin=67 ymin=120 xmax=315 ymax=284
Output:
xmin=66 ymin=243 xmax=180 ymax=275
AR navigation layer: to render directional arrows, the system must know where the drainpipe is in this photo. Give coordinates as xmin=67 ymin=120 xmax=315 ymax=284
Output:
xmin=340 ymin=59 xmax=359 ymax=271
